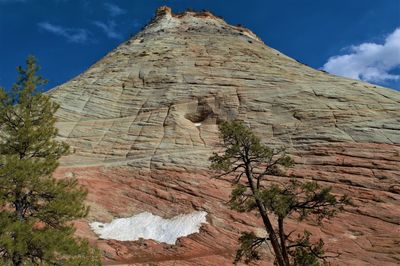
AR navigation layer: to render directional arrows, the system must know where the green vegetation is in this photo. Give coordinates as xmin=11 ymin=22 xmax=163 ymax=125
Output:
xmin=0 ymin=56 xmax=101 ymax=265
xmin=210 ymin=121 xmax=350 ymax=266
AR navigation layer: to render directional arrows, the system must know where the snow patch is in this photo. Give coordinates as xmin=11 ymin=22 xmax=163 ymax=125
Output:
xmin=90 ymin=211 xmax=208 ymax=245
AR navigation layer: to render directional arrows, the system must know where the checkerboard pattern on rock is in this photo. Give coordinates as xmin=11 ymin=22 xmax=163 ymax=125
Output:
xmin=50 ymin=6 xmax=400 ymax=266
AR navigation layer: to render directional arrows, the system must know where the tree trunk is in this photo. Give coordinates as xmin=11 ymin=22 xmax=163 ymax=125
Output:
xmin=278 ymin=217 xmax=290 ymax=265
xmin=14 ymin=189 xmax=25 ymax=222
xmin=245 ymin=165 xmax=287 ymax=266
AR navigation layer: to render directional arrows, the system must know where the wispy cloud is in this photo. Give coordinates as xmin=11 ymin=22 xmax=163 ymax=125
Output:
xmin=322 ymin=27 xmax=400 ymax=84
xmin=38 ymin=22 xmax=90 ymax=43
xmin=104 ymin=2 xmax=126 ymax=17
xmin=93 ymin=20 xmax=122 ymax=39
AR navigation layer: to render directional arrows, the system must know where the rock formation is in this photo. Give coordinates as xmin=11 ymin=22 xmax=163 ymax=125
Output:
xmin=49 ymin=6 xmax=400 ymax=265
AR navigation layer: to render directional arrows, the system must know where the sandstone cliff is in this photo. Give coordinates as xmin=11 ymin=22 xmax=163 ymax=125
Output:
xmin=49 ymin=6 xmax=400 ymax=265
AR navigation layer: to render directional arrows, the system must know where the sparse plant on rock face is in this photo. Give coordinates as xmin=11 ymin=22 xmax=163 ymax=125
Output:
xmin=0 ymin=56 xmax=101 ymax=265
xmin=209 ymin=121 xmax=350 ymax=266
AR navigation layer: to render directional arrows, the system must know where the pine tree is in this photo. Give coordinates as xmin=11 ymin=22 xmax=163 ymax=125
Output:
xmin=0 ymin=56 xmax=101 ymax=265
xmin=209 ymin=121 xmax=349 ymax=266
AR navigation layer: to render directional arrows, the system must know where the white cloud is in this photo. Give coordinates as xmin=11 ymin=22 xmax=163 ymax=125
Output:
xmin=38 ymin=22 xmax=90 ymax=43
xmin=104 ymin=2 xmax=126 ymax=17
xmin=93 ymin=20 xmax=122 ymax=39
xmin=322 ymin=27 xmax=400 ymax=83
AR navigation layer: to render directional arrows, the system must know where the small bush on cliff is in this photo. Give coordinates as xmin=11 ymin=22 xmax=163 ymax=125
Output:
xmin=0 ymin=56 xmax=101 ymax=265
xmin=209 ymin=121 xmax=349 ymax=266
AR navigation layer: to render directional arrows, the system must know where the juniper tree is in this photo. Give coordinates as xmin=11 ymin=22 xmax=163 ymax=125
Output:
xmin=0 ymin=56 xmax=101 ymax=265
xmin=209 ymin=121 xmax=349 ymax=266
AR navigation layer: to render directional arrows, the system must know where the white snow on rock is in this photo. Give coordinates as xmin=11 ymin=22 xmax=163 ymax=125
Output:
xmin=90 ymin=211 xmax=208 ymax=245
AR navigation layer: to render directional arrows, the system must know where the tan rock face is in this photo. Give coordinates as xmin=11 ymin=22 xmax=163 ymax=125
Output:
xmin=50 ymin=7 xmax=400 ymax=265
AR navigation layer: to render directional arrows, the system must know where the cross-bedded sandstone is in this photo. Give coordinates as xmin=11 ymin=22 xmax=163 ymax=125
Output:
xmin=50 ymin=6 xmax=400 ymax=265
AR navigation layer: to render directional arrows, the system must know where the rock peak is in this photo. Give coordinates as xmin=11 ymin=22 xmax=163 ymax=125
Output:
xmin=155 ymin=6 xmax=218 ymax=20
xmin=155 ymin=5 xmax=172 ymax=18
xmin=49 ymin=4 xmax=400 ymax=265
xmin=139 ymin=6 xmax=262 ymax=43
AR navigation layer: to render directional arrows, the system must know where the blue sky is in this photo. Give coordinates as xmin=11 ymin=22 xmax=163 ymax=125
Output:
xmin=0 ymin=0 xmax=399 ymax=91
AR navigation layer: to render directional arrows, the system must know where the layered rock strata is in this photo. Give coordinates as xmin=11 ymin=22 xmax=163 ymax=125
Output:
xmin=50 ymin=6 xmax=400 ymax=265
